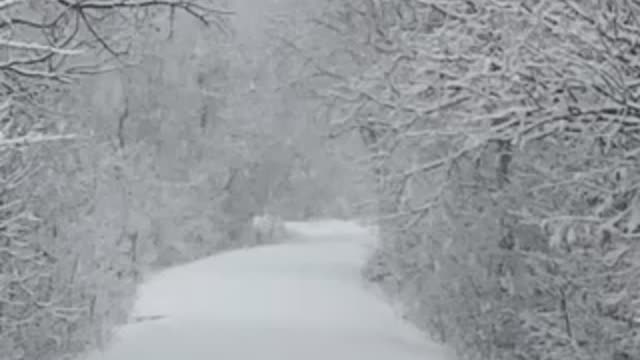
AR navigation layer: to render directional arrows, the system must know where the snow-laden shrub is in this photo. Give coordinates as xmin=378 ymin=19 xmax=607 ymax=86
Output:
xmin=251 ymin=214 xmax=288 ymax=244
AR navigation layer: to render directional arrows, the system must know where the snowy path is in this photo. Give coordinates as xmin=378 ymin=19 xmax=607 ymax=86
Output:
xmin=86 ymin=220 xmax=452 ymax=360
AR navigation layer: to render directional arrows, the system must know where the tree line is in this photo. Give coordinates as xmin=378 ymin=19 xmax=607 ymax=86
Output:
xmin=290 ymin=1 xmax=640 ymax=359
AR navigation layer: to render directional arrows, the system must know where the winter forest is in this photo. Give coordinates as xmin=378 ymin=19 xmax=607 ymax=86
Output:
xmin=1 ymin=0 xmax=639 ymax=360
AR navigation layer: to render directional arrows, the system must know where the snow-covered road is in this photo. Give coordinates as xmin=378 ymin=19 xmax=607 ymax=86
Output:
xmin=85 ymin=220 xmax=452 ymax=360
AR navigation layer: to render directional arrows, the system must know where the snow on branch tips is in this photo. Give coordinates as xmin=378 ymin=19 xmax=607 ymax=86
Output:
xmin=56 ymin=0 xmax=234 ymax=27
xmin=0 ymin=39 xmax=83 ymax=55
xmin=0 ymin=133 xmax=81 ymax=147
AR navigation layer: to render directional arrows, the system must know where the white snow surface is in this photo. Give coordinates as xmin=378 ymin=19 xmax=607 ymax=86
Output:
xmin=85 ymin=220 xmax=452 ymax=360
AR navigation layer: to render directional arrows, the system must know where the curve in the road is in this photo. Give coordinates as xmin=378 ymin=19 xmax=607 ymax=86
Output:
xmin=85 ymin=220 xmax=453 ymax=360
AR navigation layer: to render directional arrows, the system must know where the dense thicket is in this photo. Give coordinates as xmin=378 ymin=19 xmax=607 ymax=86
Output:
xmin=0 ymin=3 xmax=239 ymax=359
xmin=304 ymin=1 xmax=640 ymax=359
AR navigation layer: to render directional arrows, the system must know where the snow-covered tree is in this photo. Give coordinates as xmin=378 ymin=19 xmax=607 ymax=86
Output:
xmin=306 ymin=1 xmax=640 ymax=359
xmin=0 ymin=1 xmax=231 ymax=359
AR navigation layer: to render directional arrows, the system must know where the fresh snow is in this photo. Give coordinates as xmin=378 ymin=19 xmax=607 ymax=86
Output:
xmin=85 ymin=220 xmax=452 ymax=360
